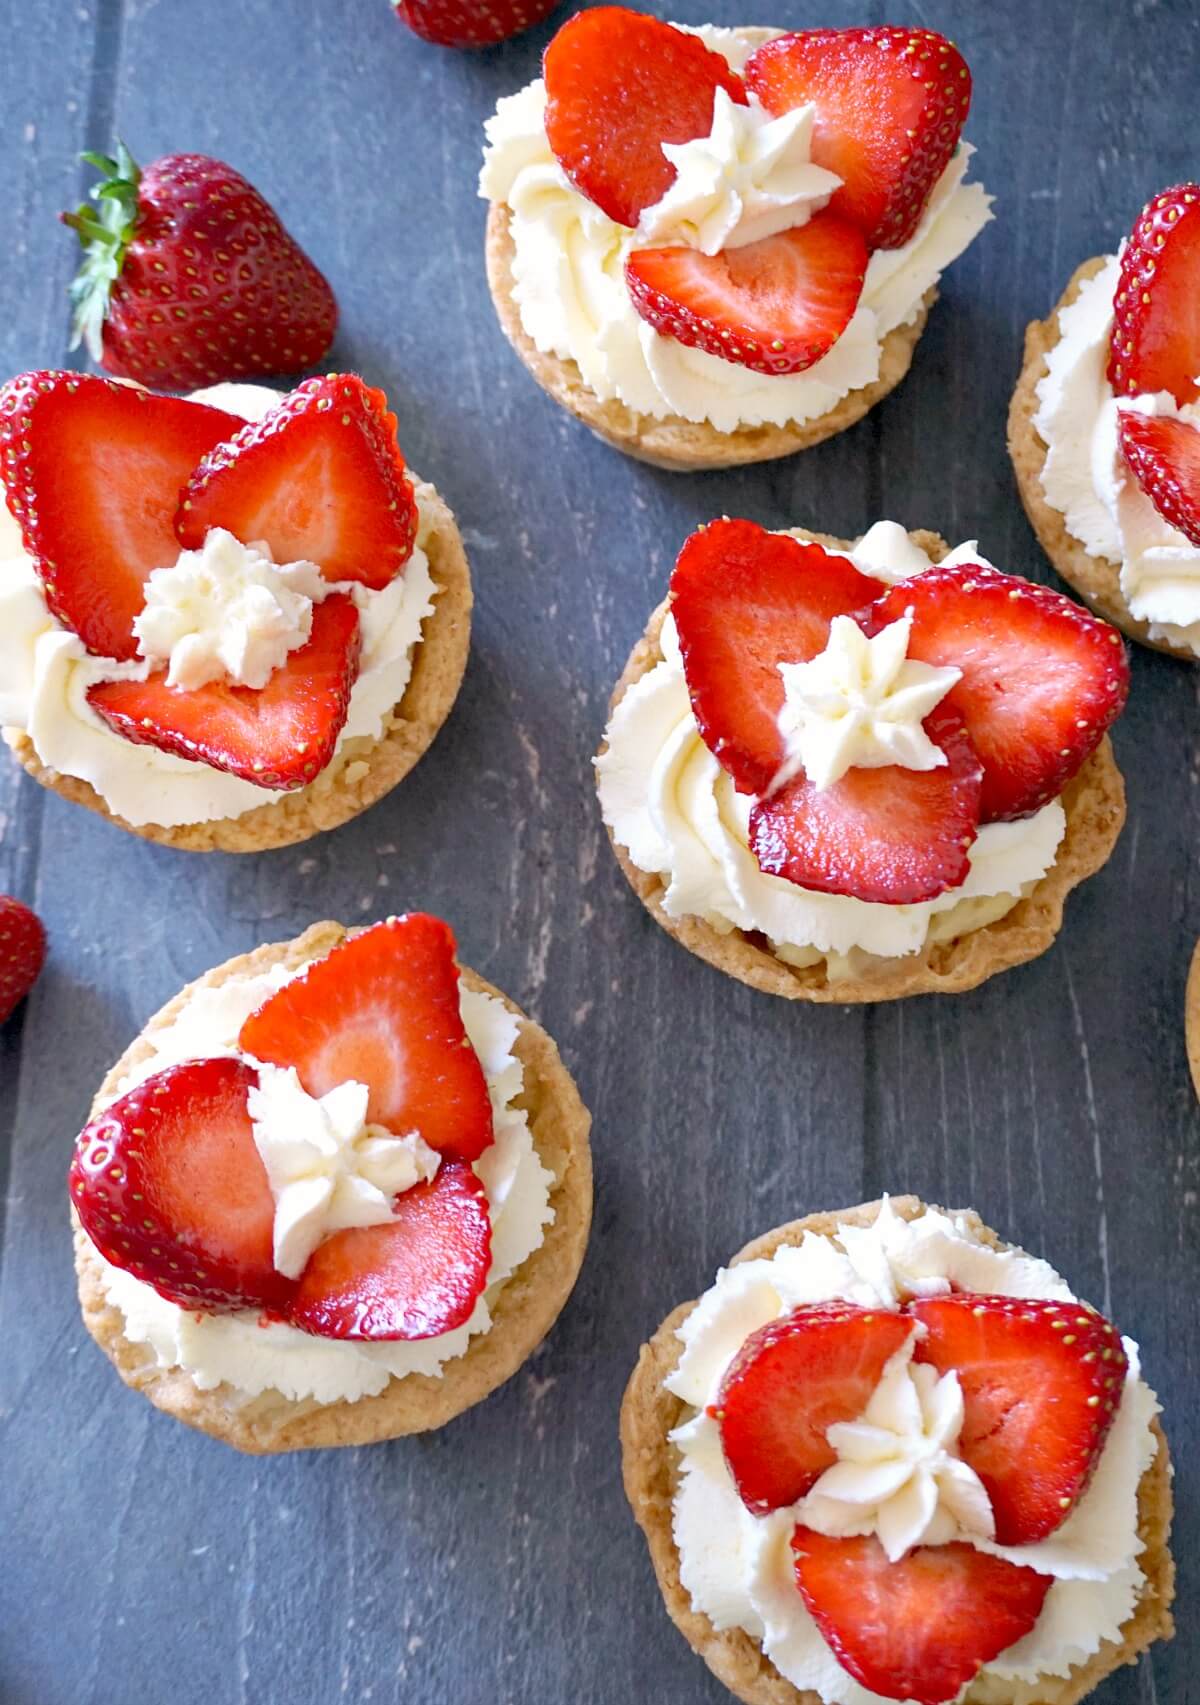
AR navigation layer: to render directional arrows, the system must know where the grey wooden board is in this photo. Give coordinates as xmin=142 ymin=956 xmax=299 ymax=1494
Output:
xmin=0 ymin=0 xmax=1196 ymax=1700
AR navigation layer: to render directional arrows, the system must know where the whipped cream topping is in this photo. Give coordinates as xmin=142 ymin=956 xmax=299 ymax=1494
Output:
xmin=596 ymin=524 xmax=1065 ymax=973
xmin=248 ymin=1067 xmax=441 ymax=1278
xmin=774 ymin=612 xmax=961 ymax=792
xmin=1034 ymin=252 xmax=1200 ymax=656
xmin=668 ymin=1200 xmax=1161 ymax=1702
xmin=93 ymin=957 xmax=555 ymax=1404
xmin=479 ymin=27 xmax=992 ymax=433
xmin=0 ymin=383 xmax=440 ymax=827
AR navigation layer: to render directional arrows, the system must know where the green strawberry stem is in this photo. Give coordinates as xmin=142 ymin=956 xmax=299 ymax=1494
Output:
xmin=62 ymin=142 xmax=142 ymax=362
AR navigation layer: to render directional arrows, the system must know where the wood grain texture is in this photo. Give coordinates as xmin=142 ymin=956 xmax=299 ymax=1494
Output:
xmin=0 ymin=3 xmax=1196 ymax=1703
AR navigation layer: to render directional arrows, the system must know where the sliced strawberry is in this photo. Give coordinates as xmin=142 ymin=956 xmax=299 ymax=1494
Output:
xmin=670 ymin=519 xmax=880 ymax=795
xmin=1108 ymin=183 xmax=1200 ymax=406
xmin=745 ymin=28 xmax=972 ymax=250
xmin=87 ymin=592 xmax=360 ymax=791
xmin=749 ymin=704 xmax=983 ymax=904
xmin=911 ymin=1294 xmax=1128 ymax=1546
xmin=239 ymin=915 xmax=494 ymax=1162
xmin=626 ymin=214 xmax=868 ymax=377
xmin=713 ymin=1303 xmax=912 ymax=1514
xmin=69 ymin=1057 xmax=291 ymax=1313
xmin=543 ymin=7 xmax=747 ymax=229
xmin=0 ymin=371 xmax=241 ymax=660
xmin=1118 ymin=408 xmax=1200 ymax=547
xmin=867 ymin=565 xmax=1129 ymax=822
xmin=175 ymin=374 xmax=417 ymax=590
xmin=792 ymin=1530 xmax=1052 ymax=1705
xmin=287 ymin=1161 xmax=490 ymax=1341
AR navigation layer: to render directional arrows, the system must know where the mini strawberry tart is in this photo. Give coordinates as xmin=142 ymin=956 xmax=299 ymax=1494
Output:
xmin=1010 ymin=183 xmax=1200 ymax=660
xmin=596 ymin=520 xmax=1128 ymax=1001
xmin=70 ymin=915 xmax=592 ymax=1452
xmin=622 ymin=1195 xmax=1174 ymax=1705
xmin=480 ymin=11 xmax=992 ymax=471
xmin=0 ymin=371 xmax=471 ymax=851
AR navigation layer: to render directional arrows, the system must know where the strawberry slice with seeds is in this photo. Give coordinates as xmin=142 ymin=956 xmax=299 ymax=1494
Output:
xmin=1118 ymin=408 xmax=1200 ymax=547
xmin=0 ymin=370 xmax=241 ymax=661
xmin=543 ymin=7 xmax=748 ymax=229
xmin=670 ymin=519 xmax=880 ymax=795
xmin=911 ymin=1294 xmax=1129 ymax=1546
xmin=867 ymin=564 xmax=1130 ymax=822
xmin=86 ymin=592 xmax=361 ymax=791
xmin=70 ymin=1057 xmax=291 ymax=1313
xmin=1108 ymin=183 xmax=1200 ymax=406
xmin=791 ymin=1530 xmax=1052 ymax=1705
xmin=175 ymin=374 xmax=417 ymax=590
xmin=626 ymin=214 xmax=868 ymax=376
xmin=749 ymin=704 xmax=983 ymax=904
xmin=745 ymin=28 xmax=972 ymax=250
xmin=239 ymin=915 xmax=494 ymax=1162
xmin=287 ymin=1160 xmax=490 ymax=1340
xmin=713 ymin=1303 xmax=913 ymax=1514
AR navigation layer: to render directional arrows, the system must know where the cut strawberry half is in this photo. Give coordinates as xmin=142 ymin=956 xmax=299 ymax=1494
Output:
xmin=175 ymin=374 xmax=417 ymax=590
xmin=713 ymin=1303 xmax=913 ymax=1514
xmin=745 ymin=28 xmax=972 ymax=250
xmin=1108 ymin=183 xmax=1200 ymax=406
xmin=1118 ymin=408 xmax=1200 ymax=547
xmin=911 ymin=1294 xmax=1129 ymax=1546
xmin=670 ymin=519 xmax=880 ymax=795
xmin=792 ymin=1529 xmax=1052 ymax=1705
xmin=867 ymin=564 xmax=1129 ymax=822
xmin=287 ymin=1161 xmax=491 ymax=1341
xmin=749 ymin=704 xmax=983 ymax=904
xmin=0 ymin=370 xmax=241 ymax=660
xmin=239 ymin=915 xmax=494 ymax=1162
xmin=70 ymin=1057 xmax=291 ymax=1313
xmin=626 ymin=214 xmax=868 ymax=377
xmin=543 ymin=7 xmax=747 ymax=229
xmin=87 ymin=592 xmax=361 ymax=791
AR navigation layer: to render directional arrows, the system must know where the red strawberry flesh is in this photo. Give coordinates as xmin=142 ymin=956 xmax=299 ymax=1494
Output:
xmin=394 ymin=0 xmax=558 ymax=47
xmin=1118 ymin=408 xmax=1200 ymax=548
xmin=0 ymin=896 xmax=46 ymax=1025
xmin=1108 ymin=183 xmax=1200 ymax=406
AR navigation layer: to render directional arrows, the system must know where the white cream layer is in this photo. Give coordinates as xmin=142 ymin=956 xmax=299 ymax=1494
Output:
xmin=595 ymin=523 xmax=1066 ymax=973
xmin=0 ymin=382 xmax=440 ymax=827
xmin=479 ymin=27 xmax=992 ymax=433
xmin=668 ymin=1200 xmax=1160 ymax=1703
xmin=94 ymin=959 xmax=555 ymax=1404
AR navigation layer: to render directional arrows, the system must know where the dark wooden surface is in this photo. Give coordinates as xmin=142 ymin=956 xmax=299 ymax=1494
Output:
xmin=1 ymin=3 xmax=1196 ymax=1702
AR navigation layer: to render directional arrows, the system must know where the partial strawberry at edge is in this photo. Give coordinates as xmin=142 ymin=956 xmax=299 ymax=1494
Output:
xmin=792 ymin=1530 xmax=1052 ymax=1705
xmin=239 ymin=914 xmax=495 ymax=1163
xmin=670 ymin=519 xmax=881 ymax=796
xmin=1118 ymin=408 xmax=1200 ymax=548
xmin=745 ymin=27 xmax=972 ymax=250
xmin=543 ymin=7 xmax=748 ymax=230
xmin=176 ymin=374 xmax=418 ymax=591
xmin=866 ymin=564 xmax=1130 ymax=823
xmin=394 ymin=0 xmax=558 ymax=47
xmin=1107 ymin=183 xmax=1200 ymax=407
xmin=625 ymin=213 xmax=868 ymax=377
xmin=87 ymin=592 xmax=362 ymax=792
xmin=0 ymin=896 xmax=47 ymax=1025
xmin=0 ymin=371 xmax=242 ymax=661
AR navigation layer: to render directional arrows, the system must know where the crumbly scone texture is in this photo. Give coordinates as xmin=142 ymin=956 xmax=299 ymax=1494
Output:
xmin=1186 ymin=938 xmax=1200 ymax=1102
xmin=1008 ymin=257 xmax=1195 ymax=662
xmin=484 ymin=203 xmax=933 ymax=473
xmin=74 ymin=921 xmax=593 ymax=1453
xmin=620 ymin=1194 xmax=1175 ymax=1705
xmin=597 ymin=527 xmax=1126 ymax=1003
xmin=4 ymin=481 xmax=473 ymax=852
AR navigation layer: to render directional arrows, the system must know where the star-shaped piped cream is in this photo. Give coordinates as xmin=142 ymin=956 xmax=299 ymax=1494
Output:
xmin=774 ymin=612 xmax=962 ymax=793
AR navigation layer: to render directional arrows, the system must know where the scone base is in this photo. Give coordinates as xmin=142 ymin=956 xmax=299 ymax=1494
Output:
xmin=598 ymin=528 xmax=1126 ymax=1003
xmin=74 ymin=922 xmax=593 ymax=1453
xmin=5 ymin=483 xmax=473 ymax=852
xmin=619 ymin=1195 xmax=1175 ymax=1705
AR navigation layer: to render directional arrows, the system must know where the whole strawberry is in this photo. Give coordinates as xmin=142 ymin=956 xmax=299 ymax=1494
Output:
xmin=0 ymin=897 xmax=46 ymax=1025
xmin=63 ymin=144 xmax=338 ymax=391
xmin=394 ymin=0 xmax=558 ymax=48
